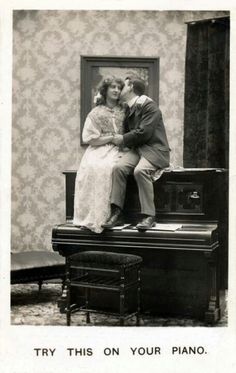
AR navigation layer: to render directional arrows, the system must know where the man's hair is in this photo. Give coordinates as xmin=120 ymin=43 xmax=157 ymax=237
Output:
xmin=125 ymin=75 xmax=146 ymax=96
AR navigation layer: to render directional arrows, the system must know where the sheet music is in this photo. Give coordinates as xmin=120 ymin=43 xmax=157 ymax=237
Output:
xmin=110 ymin=224 xmax=132 ymax=230
xmin=149 ymin=223 xmax=183 ymax=231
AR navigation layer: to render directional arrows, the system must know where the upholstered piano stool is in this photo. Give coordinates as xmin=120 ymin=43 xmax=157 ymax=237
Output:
xmin=11 ymin=251 xmax=66 ymax=290
xmin=66 ymin=251 xmax=143 ymax=326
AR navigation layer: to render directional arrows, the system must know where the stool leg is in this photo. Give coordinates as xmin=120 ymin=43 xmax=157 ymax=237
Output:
xmin=120 ymin=295 xmax=125 ymax=326
xmin=119 ymin=268 xmax=125 ymax=326
xmin=61 ymin=277 xmax=65 ymax=292
xmin=66 ymin=260 xmax=71 ymax=326
xmin=85 ymin=288 xmax=90 ymax=324
xmin=38 ymin=280 xmax=43 ymax=292
xmin=66 ymin=283 xmax=71 ymax=326
xmin=136 ymin=267 xmax=141 ymax=326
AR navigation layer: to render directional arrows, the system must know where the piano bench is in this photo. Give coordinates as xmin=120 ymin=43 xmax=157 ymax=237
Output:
xmin=66 ymin=251 xmax=143 ymax=326
xmin=11 ymin=251 xmax=66 ymax=291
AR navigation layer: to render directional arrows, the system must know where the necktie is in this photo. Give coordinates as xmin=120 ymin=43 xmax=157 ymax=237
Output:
xmin=125 ymin=105 xmax=130 ymax=118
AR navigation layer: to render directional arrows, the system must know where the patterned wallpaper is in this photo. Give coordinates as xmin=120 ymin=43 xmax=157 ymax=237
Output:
xmin=12 ymin=10 xmax=228 ymax=252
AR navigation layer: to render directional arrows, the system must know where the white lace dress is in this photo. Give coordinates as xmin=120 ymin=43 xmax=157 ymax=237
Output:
xmin=73 ymin=105 xmax=125 ymax=233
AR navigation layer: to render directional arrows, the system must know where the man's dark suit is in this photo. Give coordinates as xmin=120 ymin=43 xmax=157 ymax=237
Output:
xmin=111 ymin=96 xmax=170 ymax=217
xmin=123 ymin=97 xmax=170 ymax=168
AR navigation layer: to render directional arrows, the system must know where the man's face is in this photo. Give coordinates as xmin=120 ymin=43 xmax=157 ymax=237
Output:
xmin=120 ymin=79 xmax=132 ymax=102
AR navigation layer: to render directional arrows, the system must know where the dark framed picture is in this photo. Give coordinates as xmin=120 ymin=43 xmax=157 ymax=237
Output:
xmin=80 ymin=56 xmax=159 ymax=144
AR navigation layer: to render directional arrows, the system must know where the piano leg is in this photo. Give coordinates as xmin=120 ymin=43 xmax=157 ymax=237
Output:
xmin=204 ymin=251 xmax=221 ymax=324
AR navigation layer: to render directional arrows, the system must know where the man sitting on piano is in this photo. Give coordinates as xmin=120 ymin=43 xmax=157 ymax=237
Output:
xmin=102 ymin=75 xmax=171 ymax=231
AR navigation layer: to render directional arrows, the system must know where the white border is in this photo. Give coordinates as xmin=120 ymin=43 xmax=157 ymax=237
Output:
xmin=1 ymin=2 xmax=236 ymax=372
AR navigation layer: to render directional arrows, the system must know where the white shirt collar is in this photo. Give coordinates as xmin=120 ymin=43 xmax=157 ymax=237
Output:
xmin=127 ymin=96 xmax=139 ymax=108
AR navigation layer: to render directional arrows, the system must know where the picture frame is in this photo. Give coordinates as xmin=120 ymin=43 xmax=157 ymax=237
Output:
xmin=80 ymin=56 xmax=160 ymax=144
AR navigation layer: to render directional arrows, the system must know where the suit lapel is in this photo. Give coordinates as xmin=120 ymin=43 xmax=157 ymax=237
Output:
xmin=129 ymin=97 xmax=146 ymax=117
xmin=126 ymin=104 xmax=141 ymax=131
xmin=128 ymin=104 xmax=136 ymax=117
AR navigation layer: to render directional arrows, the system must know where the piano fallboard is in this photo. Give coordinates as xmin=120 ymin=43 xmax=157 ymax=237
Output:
xmin=52 ymin=223 xmax=218 ymax=253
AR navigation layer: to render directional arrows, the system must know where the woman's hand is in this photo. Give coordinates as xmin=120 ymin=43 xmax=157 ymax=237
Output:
xmin=88 ymin=135 xmax=114 ymax=146
xmin=112 ymin=134 xmax=124 ymax=146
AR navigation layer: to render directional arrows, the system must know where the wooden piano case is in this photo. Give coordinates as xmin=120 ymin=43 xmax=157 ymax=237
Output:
xmin=52 ymin=168 xmax=228 ymax=323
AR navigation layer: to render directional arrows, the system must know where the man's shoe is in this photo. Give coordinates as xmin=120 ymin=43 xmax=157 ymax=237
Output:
xmin=136 ymin=216 xmax=156 ymax=231
xmin=102 ymin=208 xmax=124 ymax=229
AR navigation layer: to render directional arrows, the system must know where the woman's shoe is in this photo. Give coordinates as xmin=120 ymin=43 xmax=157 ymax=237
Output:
xmin=102 ymin=207 xmax=123 ymax=229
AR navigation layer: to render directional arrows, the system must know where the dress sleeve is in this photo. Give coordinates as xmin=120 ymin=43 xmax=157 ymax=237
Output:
xmin=82 ymin=114 xmax=101 ymax=143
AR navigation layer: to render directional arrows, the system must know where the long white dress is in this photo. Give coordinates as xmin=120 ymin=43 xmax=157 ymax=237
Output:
xmin=73 ymin=105 xmax=125 ymax=233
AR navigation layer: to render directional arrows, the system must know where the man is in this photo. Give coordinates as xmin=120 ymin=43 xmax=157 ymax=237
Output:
xmin=103 ymin=75 xmax=170 ymax=231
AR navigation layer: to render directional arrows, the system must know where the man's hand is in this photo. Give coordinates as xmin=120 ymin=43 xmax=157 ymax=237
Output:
xmin=112 ymin=134 xmax=124 ymax=146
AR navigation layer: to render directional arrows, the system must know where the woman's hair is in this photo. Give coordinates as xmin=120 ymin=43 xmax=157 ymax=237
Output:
xmin=94 ymin=76 xmax=124 ymax=105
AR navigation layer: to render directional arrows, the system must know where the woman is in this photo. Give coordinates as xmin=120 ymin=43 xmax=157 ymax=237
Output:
xmin=73 ymin=76 xmax=125 ymax=233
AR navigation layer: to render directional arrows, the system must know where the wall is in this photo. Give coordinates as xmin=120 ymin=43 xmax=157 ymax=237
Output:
xmin=12 ymin=10 xmax=228 ymax=252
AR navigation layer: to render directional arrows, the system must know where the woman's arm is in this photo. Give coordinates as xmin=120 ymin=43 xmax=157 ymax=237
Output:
xmin=82 ymin=114 xmax=114 ymax=146
xmin=86 ymin=135 xmax=114 ymax=146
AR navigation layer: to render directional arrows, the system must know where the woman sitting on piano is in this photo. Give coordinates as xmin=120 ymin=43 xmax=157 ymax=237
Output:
xmin=73 ymin=76 xmax=125 ymax=233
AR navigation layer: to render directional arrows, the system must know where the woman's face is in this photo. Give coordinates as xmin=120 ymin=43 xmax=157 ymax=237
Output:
xmin=106 ymin=82 xmax=122 ymax=102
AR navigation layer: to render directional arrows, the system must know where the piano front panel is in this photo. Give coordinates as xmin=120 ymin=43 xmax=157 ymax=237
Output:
xmin=64 ymin=169 xmax=227 ymax=224
xmin=175 ymin=183 xmax=203 ymax=213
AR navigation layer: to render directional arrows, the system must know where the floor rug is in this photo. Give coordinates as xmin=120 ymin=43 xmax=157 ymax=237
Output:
xmin=11 ymin=284 xmax=227 ymax=327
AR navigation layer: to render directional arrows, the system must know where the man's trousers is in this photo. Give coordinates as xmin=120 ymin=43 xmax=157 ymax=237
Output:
xmin=111 ymin=149 xmax=158 ymax=216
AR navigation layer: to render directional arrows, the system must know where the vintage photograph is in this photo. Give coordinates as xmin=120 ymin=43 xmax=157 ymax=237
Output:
xmin=10 ymin=9 xmax=229 ymax=329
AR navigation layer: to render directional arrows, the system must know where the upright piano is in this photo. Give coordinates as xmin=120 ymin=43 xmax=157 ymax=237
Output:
xmin=52 ymin=168 xmax=228 ymax=323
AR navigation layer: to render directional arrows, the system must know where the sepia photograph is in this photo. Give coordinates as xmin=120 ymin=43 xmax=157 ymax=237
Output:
xmin=0 ymin=2 xmax=235 ymax=373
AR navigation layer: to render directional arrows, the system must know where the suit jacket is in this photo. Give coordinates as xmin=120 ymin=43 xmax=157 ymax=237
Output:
xmin=123 ymin=98 xmax=170 ymax=168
